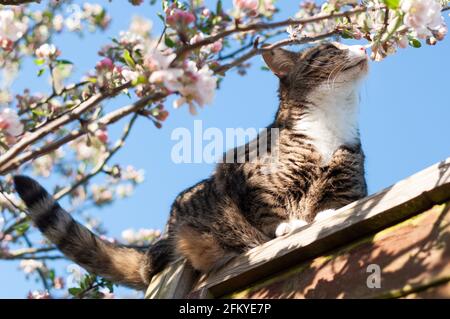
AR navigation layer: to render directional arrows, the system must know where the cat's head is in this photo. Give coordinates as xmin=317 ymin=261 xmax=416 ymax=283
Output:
xmin=262 ymin=42 xmax=368 ymax=101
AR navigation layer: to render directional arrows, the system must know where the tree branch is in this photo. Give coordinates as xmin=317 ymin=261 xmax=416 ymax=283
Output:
xmin=0 ymin=92 xmax=165 ymax=174
xmin=0 ymin=0 xmax=40 ymax=5
xmin=0 ymin=82 xmax=131 ymax=172
xmin=215 ymin=29 xmax=340 ymax=74
xmin=174 ymin=5 xmax=375 ymax=61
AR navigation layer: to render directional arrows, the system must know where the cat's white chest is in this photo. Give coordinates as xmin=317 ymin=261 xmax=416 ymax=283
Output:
xmin=294 ymin=86 xmax=360 ymax=165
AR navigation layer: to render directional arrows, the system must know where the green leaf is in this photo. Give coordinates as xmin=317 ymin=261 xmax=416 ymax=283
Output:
xmin=48 ymin=269 xmax=55 ymax=281
xmin=164 ymin=35 xmax=175 ymax=48
xmin=216 ymin=0 xmax=223 ymax=14
xmin=157 ymin=12 xmax=165 ymax=23
xmin=68 ymin=287 xmax=82 ymax=296
xmin=56 ymin=59 xmax=73 ymax=65
xmin=132 ymin=75 xmax=147 ymax=86
xmin=260 ymin=66 xmax=270 ymax=71
xmin=14 ymin=222 xmax=29 ymax=235
xmin=34 ymin=58 xmax=45 ymax=66
xmin=31 ymin=108 xmax=48 ymax=117
xmin=37 ymin=68 xmax=46 ymax=77
xmin=341 ymin=30 xmax=353 ymax=39
xmin=123 ymin=49 xmax=136 ymax=68
xmin=383 ymin=0 xmax=400 ymax=9
xmin=409 ymin=38 xmax=422 ymax=48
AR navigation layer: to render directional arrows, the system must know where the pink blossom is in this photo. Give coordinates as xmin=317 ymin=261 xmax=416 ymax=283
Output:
xmin=27 ymin=290 xmax=50 ymax=299
xmin=210 ymin=40 xmax=223 ymax=53
xmin=166 ymin=8 xmax=195 ymax=27
xmin=95 ymin=128 xmax=108 ymax=144
xmin=96 ymin=58 xmax=114 ymax=71
xmin=234 ymin=0 xmax=259 ymax=11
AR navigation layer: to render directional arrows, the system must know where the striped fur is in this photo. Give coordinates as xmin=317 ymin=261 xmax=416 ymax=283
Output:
xmin=13 ymin=43 xmax=370 ymax=290
xmin=13 ymin=176 xmax=154 ymax=290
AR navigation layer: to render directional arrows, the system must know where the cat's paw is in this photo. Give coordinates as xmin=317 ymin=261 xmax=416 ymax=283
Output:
xmin=275 ymin=219 xmax=308 ymax=237
xmin=314 ymin=209 xmax=337 ymax=222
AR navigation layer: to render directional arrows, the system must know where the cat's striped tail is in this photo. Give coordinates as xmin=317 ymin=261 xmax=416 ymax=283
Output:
xmin=13 ymin=175 xmax=151 ymax=290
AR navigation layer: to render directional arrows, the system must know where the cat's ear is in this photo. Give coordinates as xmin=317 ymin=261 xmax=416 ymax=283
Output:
xmin=262 ymin=48 xmax=297 ymax=78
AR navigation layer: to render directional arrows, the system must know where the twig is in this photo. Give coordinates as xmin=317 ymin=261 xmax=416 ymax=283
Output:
xmin=0 ymin=82 xmax=131 ymax=172
xmin=0 ymin=92 xmax=165 ymax=174
xmin=53 ymin=112 xmax=140 ymax=200
xmin=215 ymin=29 xmax=340 ymax=74
xmin=174 ymin=5 xmax=376 ymax=61
xmin=0 ymin=0 xmax=40 ymax=4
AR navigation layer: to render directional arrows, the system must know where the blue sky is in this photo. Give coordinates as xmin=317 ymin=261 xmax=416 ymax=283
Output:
xmin=1 ymin=1 xmax=449 ymax=298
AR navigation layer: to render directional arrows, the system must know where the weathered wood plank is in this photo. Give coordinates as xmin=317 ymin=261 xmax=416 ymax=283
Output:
xmin=224 ymin=202 xmax=450 ymax=298
xmin=190 ymin=157 xmax=450 ymax=298
xmin=145 ymin=259 xmax=197 ymax=299
xmin=401 ymin=279 xmax=450 ymax=299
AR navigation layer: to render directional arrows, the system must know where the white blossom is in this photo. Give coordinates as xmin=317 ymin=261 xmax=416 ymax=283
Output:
xmin=0 ymin=107 xmax=23 ymax=137
xmin=66 ymin=264 xmax=86 ymax=287
xmin=0 ymin=10 xmax=28 ymax=42
xmin=401 ymin=0 xmax=446 ymax=38
xmin=20 ymin=260 xmax=44 ymax=274
xmin=129 ymin=16 xmax=152 ymax=37
xmin=121 ymin=228 xmax=160 ymax=245
xmin=27 ymin=290 xmax=50 ymax=299
xmin=35 ymin=43 xmax=57 ymax=58
xmin=52 ymin=15 xmax=64 ymax=32
xmin=116 ymin=184 xmax=133 ymax=198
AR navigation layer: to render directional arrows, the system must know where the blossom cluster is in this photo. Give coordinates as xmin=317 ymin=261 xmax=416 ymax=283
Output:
xmin=287 ymin=0 xmax=448 ymax=61
xmin=121 ymin=228 xmax=161 ymax=246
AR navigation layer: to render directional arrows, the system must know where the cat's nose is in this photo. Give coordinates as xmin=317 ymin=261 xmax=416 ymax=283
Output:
xmin=348 ymin=45 xmax=367 ymax=57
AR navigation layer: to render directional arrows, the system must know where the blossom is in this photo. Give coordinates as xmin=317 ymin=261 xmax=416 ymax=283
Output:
xmin=83 ymin=3 xmax=103 ymax=16
xmin=173 ymin=62 xmax=217 ymax=114
xmin=66 ymin=264 xmax=86 ymax=287
xmin=149 ymin=68 xmax=183 ymax=91
xmin=233 ymin=0 xmax=276 ymax=18
xmin=52 ymin=15 xmax=64 ymax=32
xmin=53 ymin=277 xmax=65 ymax=290
xmin=20 ymin=260 xmax=44 ymax=274
xmin=121 ymin=68 xmax=140 ymax=83
xmin=35 ymin=43 xmax=58 ymax=59
xmin=144 ymin=49 xmax=176 ymax=72
xmin=27 ymin=290 xmax=50 ymax=299
xmin=94 ymin=128 xmax=108 ymax=144
xmin=116 ymin=184 xmax=133 ymax=198
xmin=33 ymin=155 xmax=54 ymax=177
xmin=121 ymin=228 xmax=161 ymax=245
xmin=0 ymin=10 xmax=28 ymax=42
xmin=122 ymin=165 xmax=145 ymax=183
xmin=166 ymin=8 xmax=195 ymax=27
xmin=96 ymin=57 xmax=114 ymax=71
xmin=0 ymin=108 xmax=23 ymax=137
xmin=129 ymin=16 xmax=152 ymax=37
xmin=234 ymin=0 xmax=259 ymax=11
xmin=91 ymin=184 xmax=113 ymax=205
xmin=401 ymin=0 xmax=446 ymax=38
xmin=190 ymin=33 xmax=223 ymax=54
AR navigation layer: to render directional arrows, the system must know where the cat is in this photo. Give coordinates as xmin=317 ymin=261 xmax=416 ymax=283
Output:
xmin=13 ymin=42 xmax=368 ymax=290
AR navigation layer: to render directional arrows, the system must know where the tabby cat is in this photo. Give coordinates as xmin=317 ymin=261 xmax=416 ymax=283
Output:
xmin=13 ymin=42 xmax=369 ymax=290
